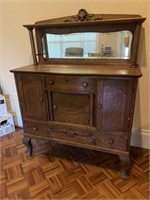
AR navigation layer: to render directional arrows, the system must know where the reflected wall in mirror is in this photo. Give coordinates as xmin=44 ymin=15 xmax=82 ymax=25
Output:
xmin=42 ymin=31 xmax=132 ymax=59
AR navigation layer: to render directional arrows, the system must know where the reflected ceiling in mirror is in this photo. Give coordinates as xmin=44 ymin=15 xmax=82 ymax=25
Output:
xmin=42 ymin=31 xmax=132 ymax=59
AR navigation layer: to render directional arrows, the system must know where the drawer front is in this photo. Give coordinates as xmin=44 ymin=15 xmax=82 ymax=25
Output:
xmin=47 ymin=124 xmax=128 ymax=151
xmin=96 ymin=132 xmax=128 ymax=151
xmin=47 ymin=123 xmax=97 ymax=146
xmin=45 ymin=76 xmax=95 ymax=93
xmin=24 ymin=121 xmax=128 ymax=152
xmin=24 ymin=121 xmax=48 ymax=137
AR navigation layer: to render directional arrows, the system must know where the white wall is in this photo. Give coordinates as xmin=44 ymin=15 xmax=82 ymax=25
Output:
xmin=1 ymin=0 xmax=150 ymax=148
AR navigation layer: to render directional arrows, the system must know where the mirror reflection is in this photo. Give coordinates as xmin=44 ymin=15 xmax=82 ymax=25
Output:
xmin=42 ymin=31 xmax=132 ymax=59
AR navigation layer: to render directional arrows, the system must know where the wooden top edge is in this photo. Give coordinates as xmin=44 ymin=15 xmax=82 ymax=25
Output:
xmin=23 ymin=17 xmax=146 ymax=29
xmin=23 ymin=9 xmax=146 ymax=28
xmin=10 ymin=64 xmax=142 ymax=77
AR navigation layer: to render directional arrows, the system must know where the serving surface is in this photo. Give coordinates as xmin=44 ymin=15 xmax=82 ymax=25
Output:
xmin=10 ymin=64 xmax=142 ymax=77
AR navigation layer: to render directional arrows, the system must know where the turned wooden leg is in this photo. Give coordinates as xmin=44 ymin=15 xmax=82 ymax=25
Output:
xmin=22 ymin=136 xmax=33 ymax=157
xmin=119 ymin=155 xmax=130 ymax=179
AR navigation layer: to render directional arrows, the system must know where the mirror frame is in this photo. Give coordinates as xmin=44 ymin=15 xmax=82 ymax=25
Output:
xmin=24 ymin=9 xmax=146 ymax=66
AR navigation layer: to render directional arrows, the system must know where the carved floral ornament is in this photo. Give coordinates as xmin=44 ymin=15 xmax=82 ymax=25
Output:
xmin=64 ymin=9 xmax=103 ymax=23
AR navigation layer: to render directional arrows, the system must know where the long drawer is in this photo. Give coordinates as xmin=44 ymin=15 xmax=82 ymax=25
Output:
xmin=45 ymin=76 xmax=96 ymax=93
xmin=24 ymin=121 xmax=128 ymax=151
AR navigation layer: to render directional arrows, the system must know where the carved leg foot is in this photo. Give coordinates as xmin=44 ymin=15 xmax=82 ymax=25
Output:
xmin=22 ymin=136 xmax=33 ymax=157
xmin=119 ymin=155 xmax=130 ymax=179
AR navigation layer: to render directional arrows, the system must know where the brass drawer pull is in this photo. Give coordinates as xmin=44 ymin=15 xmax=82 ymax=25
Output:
xmin=83 ymin=82 xmax=88 ymax=88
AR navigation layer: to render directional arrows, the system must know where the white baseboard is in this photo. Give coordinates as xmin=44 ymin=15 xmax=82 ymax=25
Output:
xmin=131 ymin=128 xmax=150 ymax=149
xmin=5 ymin=95 xmax=23 ymax=127
xmin=9 ymin=111 xmax=23 ymax=127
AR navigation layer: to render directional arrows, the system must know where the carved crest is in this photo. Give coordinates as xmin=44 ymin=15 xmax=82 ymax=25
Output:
xmin=33 ymin=9 xmax=145 ymax=26
xmin=77 ymin=9 xmax=90 ymax=21
xmin=64 ymin=9 xmax=94 ymax=23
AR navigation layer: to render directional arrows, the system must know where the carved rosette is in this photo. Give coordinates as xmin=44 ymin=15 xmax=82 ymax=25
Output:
xmin=64 ymin=9 xmax=103 ymax=23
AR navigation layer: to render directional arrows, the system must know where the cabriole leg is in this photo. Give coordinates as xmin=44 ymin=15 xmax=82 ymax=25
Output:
xmin=22 ymin=136 xmax=33 ymax=157
xmin=119 ymin=155 xmax=130 ymax=179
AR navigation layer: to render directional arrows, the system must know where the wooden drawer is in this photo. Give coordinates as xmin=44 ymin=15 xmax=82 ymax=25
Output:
xmin=45 ymin=76 xmax=95 ymax=93
xmin=24 ymin=121 xmax=48 ymax=137
xmin=96 ymin=132 xmax=128 ymax=151
xmin=47 ymin=122 xmax=97 ymax=146
xmin=24 ymin=121 xmax=128 ymax=152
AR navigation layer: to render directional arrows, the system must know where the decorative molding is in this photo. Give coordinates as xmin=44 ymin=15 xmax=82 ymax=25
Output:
xmin=33 ymin=10 xmax=144 ymax=27
xmin=64 ymin=9 xmax=95 ymax=22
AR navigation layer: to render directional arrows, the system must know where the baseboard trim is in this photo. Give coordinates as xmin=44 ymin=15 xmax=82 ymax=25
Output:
xmin=131 ymin=128 xmax=150 ymax=149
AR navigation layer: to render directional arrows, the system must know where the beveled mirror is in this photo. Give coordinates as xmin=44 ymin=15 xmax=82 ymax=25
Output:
xmin=42 ymin=31 xmax=132 ymax=59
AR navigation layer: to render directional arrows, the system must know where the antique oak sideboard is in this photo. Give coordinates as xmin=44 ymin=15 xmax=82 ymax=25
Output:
xmin=11 ymin=9 xmax=146 ymax=178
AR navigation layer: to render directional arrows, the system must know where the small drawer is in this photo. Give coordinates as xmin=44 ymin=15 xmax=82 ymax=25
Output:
xmin=24 ymin=121 xmax=48 ymax=137
xmin=96 ymin=132 xmax=128 ymax=151
xmin=45 ymin=76 xmax=95 ymax=93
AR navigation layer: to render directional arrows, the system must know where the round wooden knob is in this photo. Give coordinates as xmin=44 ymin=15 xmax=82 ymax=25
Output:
xmin=33 ymin=127 xmax=37 ymax=131
xmin=97 ymin=104 xmax=102 ymax=109
xmin=39 ymin=95 xmax=44 ymax=102
xmin=83 ymin=82 xmax=88 ymax=88
xmin=39 ymin=97 xmax=43 ymax=102
xmin=53 ymin=105 xmax=57 ymax=109
xmin=108 ymin=139 xmax=113 ymax=145
xmin=49 ymin=80 xmax=53 ymax=85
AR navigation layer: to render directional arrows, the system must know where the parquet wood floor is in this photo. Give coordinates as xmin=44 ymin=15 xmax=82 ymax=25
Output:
xmin=0 ymin=129 xmax=149 ymax=199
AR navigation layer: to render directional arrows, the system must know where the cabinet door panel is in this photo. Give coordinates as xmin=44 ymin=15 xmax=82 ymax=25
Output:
xmin=51 ymin=92 xmax=91 ymax=125
xmin=16 ymin=74 xmax=47 ymax=120
xmin=96 ymin=79 xmax=136 ymax=131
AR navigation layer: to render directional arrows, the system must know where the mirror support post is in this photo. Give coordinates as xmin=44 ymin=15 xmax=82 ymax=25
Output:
xmin=27 ymin=27 xmax=38 ymax=65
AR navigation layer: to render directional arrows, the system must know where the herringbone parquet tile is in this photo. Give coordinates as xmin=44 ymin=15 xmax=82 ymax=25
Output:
xmin=0 ymin=129 xmax=149 ymax=199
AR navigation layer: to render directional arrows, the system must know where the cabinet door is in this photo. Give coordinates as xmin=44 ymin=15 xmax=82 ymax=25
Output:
xmin=96 ymin=78 xmax=137 ymax=132
xmin=16 ymin=73 xmax=47 ymax=120
xmin=47 ymin=91 xmax=94 ymax=126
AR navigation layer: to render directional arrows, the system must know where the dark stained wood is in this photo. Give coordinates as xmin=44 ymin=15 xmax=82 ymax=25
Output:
xmin=22 ymin=136 xmax=33 ymax=157
xmin=11 ymin=64 xmax=143 ymax=77
xmin=15 ymin=73 xmax=47 ymax=120
xmin=26 ymin=27 xmax=38 ymax=65
xmin=52 ymin=92 xmax=90 ymax=125
xmin=119 ymin=155 xmax=130 ymax=179
xmin=96 ymin=78 xmax=137 ymax=132
xmin=13 ymin=72 xmax=139 ymax=178
xmin=10 ymin=11 xmax=146 ymax=179
xmin=34 ymin=12 xmax=145 ymax=26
